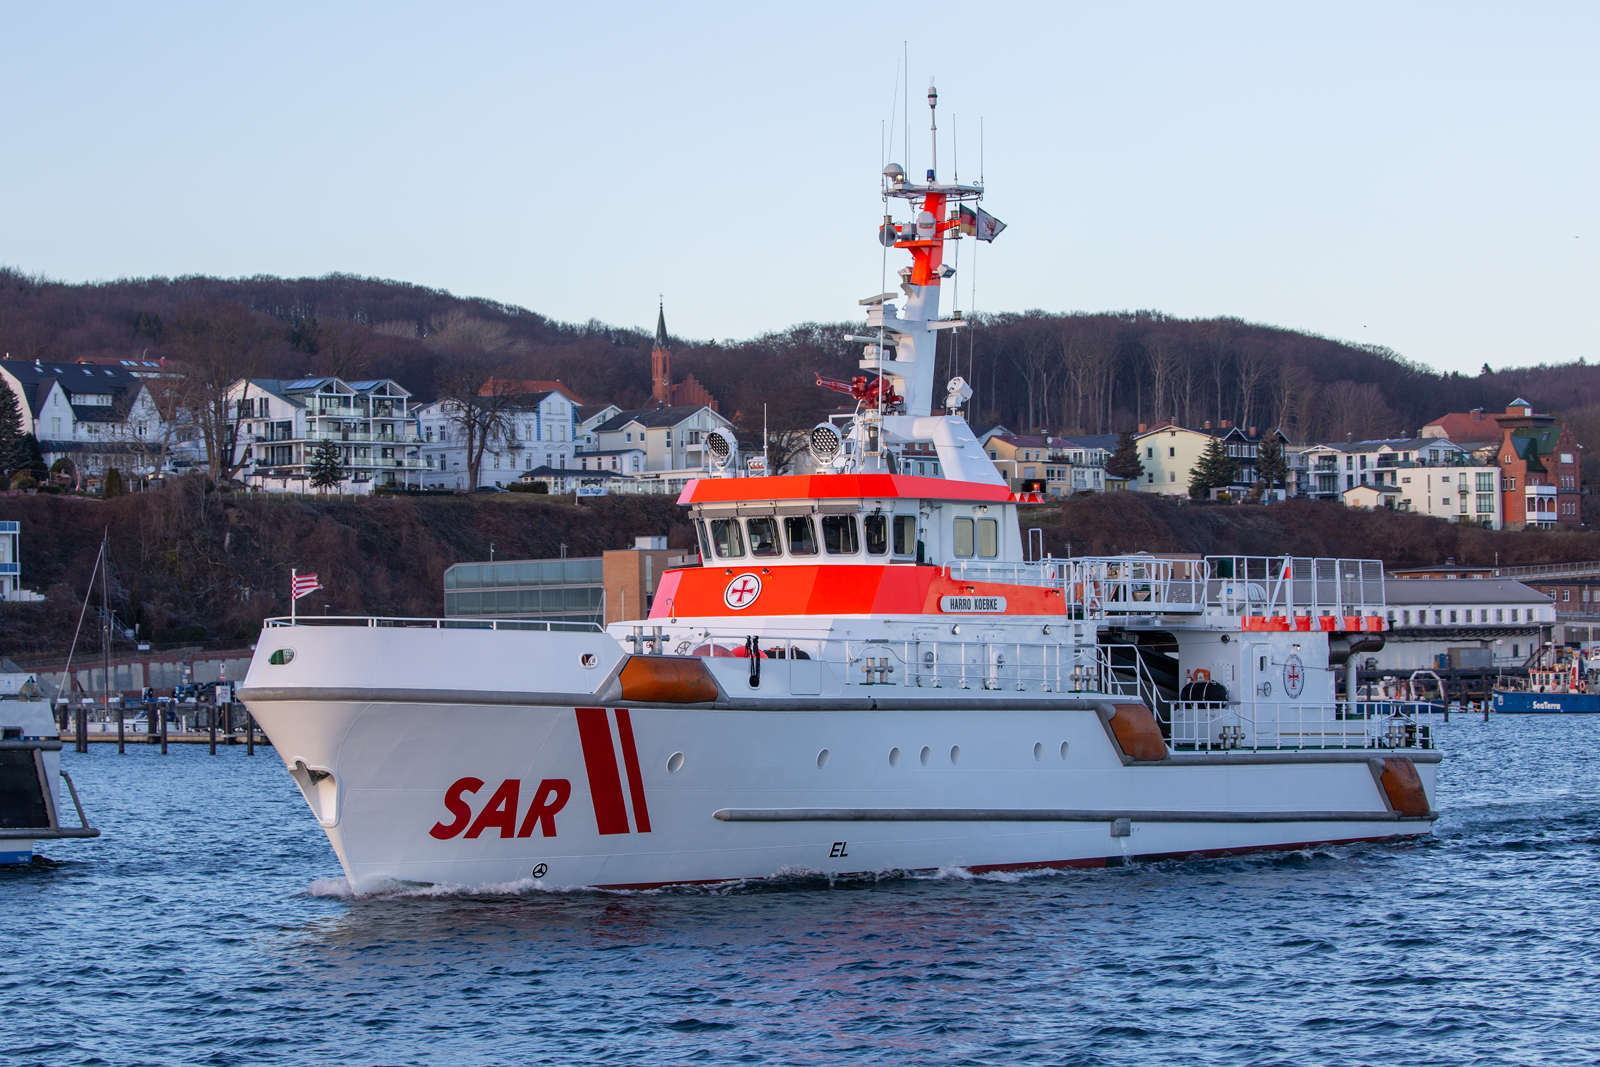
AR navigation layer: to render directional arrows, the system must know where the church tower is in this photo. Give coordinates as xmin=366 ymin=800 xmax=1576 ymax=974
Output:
xmin=650 ymin=303 xmax=672 ymax=406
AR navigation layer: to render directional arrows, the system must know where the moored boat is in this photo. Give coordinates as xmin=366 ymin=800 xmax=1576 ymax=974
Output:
xmin=0 ymin=693 xmax=99 ymax=864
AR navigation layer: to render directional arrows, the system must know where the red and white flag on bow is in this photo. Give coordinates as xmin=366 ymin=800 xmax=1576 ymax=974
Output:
xmin=291 ymin=572 xmax=321 ymax=600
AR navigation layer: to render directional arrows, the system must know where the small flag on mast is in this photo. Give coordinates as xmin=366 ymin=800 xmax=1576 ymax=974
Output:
xmin=291 ymin=573 xmax=321 ymax=600
xmin=957 ymin=205 xmax=979 ymax=237
xmin=975 ymin=207 xmax=1006 ymax=243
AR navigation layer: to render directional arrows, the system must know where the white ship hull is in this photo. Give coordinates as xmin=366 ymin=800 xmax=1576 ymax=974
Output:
xmin=242 ymin=626 xmax=1438 ymax=892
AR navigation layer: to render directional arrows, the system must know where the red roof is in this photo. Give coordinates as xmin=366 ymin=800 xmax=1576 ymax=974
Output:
xmin=1423 ymin=410 xmax=1501 ymax=440
xmin=678 ymin=473 xmax=1013 ymax=505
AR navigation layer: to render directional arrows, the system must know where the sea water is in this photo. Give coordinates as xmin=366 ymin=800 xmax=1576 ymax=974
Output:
xmin=3 ymin=716 xmax=1599 ymax=1066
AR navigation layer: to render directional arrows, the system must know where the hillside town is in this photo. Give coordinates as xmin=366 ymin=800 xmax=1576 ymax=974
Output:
xmin=0 ymin=302 xmax=1583 ymax=536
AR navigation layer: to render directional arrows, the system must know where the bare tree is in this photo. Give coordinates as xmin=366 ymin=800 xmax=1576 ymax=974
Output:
xmin=317 ymin=319 xmax=372 ymax=381
xmin=166 ymin=300 xmax=267 ymax=484
xmin=1233 ymin=340 xmax=1278 ymax=432
xmin=1008 ymin=320 xmax=1057 ymax=431
xmin=1270 ymin=361 xmax=1315 ymax=440
xmin=1142 ymin=338 xmax=1179 ymax=426
xmin=427 ymin=311 xmax=524 ymax=488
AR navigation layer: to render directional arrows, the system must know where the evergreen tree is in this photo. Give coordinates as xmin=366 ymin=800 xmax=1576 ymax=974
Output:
xmin=1255 ymin=433 xmax=1288 ymax=492
xmin=1188 ymin=435 xmax=1237 ymax=500
xmin=308 ymin=437 xmax=344 ymax=492
xmin=103 ymin=467 xmax=125 ymax=499
xmin=0 ymin=377 xmax=30 ymax=474
xmin=1106 ymin=431 xmax=1144 ymax=481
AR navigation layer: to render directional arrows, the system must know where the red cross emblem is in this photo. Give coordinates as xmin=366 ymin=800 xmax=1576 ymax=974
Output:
xmin=1282 ymin=654 xmax=1305 ymax=698
xmin=724 ymin=572 xmax=762 ymax=610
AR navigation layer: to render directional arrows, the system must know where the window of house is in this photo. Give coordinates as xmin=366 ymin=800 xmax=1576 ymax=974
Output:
xmin=892 ymin=515 xmax=917 ymax=556
xmin=1496 ymin=608 xmax=1504 ymax=622
xmin=1564 ymin=589 xmax=1571 ymax=601
xmin=1169 ymin=472 xmax=1176 ymax=483
xmin=864 ymin=514 xmax=888 ymax=555
xmin=747 ymin=517 xmax=781 ymax=557
xmin=1147 ymin=473 xmax=1154 ymax=484
xmin=1449 ymin=610 xmax=1458 ymax=623
xmin=1434 ymin=610 xmax=1443 ymax=625
xmin=1145 ymin=447 xmax=1153 ymax=459
xmin=784 ymin=516 xmax=818 ymax=556
xmin=822 ymin=515 xmax=860 ymax=554
xmin=1510 ymin=609 xmax=1519 ymax=622
xmin=953 ymin=517 xmax=975 ymax=557
xmin=1168 ymin=447 xmax=1175 ymax=458
xmin=709 ymin=518 xmax=746 ymax=558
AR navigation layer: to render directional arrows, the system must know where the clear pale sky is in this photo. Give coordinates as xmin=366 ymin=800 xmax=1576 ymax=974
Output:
xmin=3 ymin=2 xmax=1594 ymax=374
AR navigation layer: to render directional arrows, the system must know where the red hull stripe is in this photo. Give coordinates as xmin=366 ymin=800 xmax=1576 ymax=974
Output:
xmin=575 ymin=707 xmax=630 ymax=836
xmin=614 ymin=708 xmax=652 ymax=834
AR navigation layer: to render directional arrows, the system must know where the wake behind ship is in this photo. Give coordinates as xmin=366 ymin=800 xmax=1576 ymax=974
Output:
xmin=239 ymin=89 xmax=1439 ymax=891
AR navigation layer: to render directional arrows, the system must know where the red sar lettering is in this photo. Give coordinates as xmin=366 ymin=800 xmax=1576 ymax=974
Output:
xmin=429 ymin=777 xmax=572 ymax=840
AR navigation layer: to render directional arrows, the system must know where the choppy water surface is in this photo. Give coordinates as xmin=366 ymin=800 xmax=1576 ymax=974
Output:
xmin=4 ymin=717 xmax=1599 ymax=1066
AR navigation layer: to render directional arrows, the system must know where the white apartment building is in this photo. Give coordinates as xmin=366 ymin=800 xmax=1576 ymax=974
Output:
xmin=227 ymin=377 xmax=421 ymax=493
xmin=416 ymin=389 xmax=579 ymax=489
xmin=0 ymin=360 xmax=171 ymax=481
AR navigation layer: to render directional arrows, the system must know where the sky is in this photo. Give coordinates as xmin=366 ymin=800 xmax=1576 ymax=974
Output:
xmin=2 ymin=2 xmax=1595 ymax=374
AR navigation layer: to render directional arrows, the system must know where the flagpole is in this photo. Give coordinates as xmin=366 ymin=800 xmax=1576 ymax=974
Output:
xmin=291 ymin=568 xmax=297 ymax=625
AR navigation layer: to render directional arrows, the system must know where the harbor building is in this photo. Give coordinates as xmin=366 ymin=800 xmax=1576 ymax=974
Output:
xmin=442 ymin=538 xmax=694 ymax=627
xmin=1377 ymin=577 xmax=1555 ymax=670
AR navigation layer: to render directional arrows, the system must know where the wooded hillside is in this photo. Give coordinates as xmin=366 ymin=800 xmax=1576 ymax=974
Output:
xmin=3 ymin=268 xmax=1599 ymax=473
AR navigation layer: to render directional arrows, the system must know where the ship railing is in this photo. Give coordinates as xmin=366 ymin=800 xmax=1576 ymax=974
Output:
xmin=1163 ymin=699 xmax=1437 ymax=751
xmin=1202 ymin=556 xmax=1386 ymax=619
xmin=261 ymin=615 xmax=604 ymax=633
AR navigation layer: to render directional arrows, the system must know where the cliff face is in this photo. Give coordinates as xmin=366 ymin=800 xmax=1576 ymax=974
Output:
xmin=0 ymin=485 xmax=690 ymax=656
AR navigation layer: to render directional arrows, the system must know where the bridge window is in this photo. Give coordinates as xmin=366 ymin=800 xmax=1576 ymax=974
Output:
xmin=709 ymin=518 xmax=746 ymax=559
xmin=977 ymin=518 xmax=998 ymax=558
xmin=864 ymin=514 xmax=888 ymax=555
xmin=953 ymin=517 xmax=975 ymax=557
xmin=822 ymin=515 xmax=860 ymax=555
xmin=747 ymin=517 xmax=781 ymax=557
xmin=893 ymin=516 xmax=917 ymax=556
xmin=784 ymin=516 xmax=818 ymax=556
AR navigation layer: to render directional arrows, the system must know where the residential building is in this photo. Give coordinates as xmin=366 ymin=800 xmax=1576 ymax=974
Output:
xmin=0 ymin=360 xmax=171 ymax=482
xmin=574 ymin=447 xmax=647 ymax=476
xmin=416 ymin=389 xmax=579 ymax=489
xmin=1130 ymin=421 xmax=1287 ymax=498
xmin=228 ymin=376 xmax=420 ymax=493
xmin=981 ymin=432 xmax=1113 ymax=496
xmin=1300 ymin=438 xmax=1503 ymax=527
xmin=576 ymin=404 xmax=622 ymax=452
xmin=592 ymin=405 xmax=736 ymax=477
xmin=1424 ymin=399 xmax=1582 ymax=528
xmin=648 ymin=305 xmax=718 ymax=410
xmin=1378 ymin=578 xmax=1556 ymax=669
xmin=1299 ymin=438 xmax=1471 ymax=501
xmin=1519 ymin=577 xmax=1600 ymax=647
xmin=0 ymin=521 xmax=19 ymax=601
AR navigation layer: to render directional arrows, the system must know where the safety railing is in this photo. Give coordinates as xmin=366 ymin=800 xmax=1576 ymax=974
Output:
xmin=1164 ymin=699 xmax=1437 ymax=751
xmin=262 ymin=616 xmax=603 ymax=633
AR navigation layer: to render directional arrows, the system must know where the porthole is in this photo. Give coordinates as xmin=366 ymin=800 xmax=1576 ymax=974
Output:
xmin=268 ymin=648 xmax=295 ymax=666
xmin=1059 ymin=741 xmax=1070 ymax=760
xmin=581 ymin=653 xmax=598 ymax=668
xmin=1032 ymin=742 xmax=1043 ymax=761
xmin=949 ymin=745 xmax=961 ymax=765
xmin=666 ymin=752 xmax=684 ymax=773
xmin=919 ymin=746 xmax=931 ymax=766
xmin=889 ymin=747 xmax=901 ymax=767
xmin=816 ymin=748 xmax=830 ymax=769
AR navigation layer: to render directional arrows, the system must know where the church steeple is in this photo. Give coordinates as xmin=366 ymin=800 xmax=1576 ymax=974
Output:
xmin=650 ymin=301 xmax=672 ymax=406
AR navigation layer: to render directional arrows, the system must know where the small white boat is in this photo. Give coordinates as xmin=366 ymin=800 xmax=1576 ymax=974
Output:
xmin=0 ymin=696 xmax=99 ymax=864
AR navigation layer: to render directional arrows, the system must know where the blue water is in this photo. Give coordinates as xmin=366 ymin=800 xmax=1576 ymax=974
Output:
xmin=4 ymin=717 xmax=1599 ymax=1067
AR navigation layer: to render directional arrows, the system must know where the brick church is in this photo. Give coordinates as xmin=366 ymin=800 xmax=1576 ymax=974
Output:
xmin=650 ymin=304 xmax=718 ymax=411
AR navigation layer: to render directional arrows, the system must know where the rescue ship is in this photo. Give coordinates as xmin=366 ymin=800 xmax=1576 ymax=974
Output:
xmin=239 ymin=89 xmax=1440 ymax=891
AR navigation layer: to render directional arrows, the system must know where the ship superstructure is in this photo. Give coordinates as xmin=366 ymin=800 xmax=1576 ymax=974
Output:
xmin=239 ymin=89 xmax=1438 ymax=892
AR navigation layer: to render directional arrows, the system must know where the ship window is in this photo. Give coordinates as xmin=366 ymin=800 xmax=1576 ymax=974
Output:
xmin=864 ymin=514 xmax=888 ymax=555
xmin=784 ymin=516 xmax=818 ymax=556
xmin=893 ymin=515 xmax=917 ymax=556
xmin=694 ymin=520 xmax=712 ymax=560
xmin=747 ymin=517 xmax=781 ymax=557
xmin=977 ymin=518 xmax=998 ymax=558
xmin=709 ymin=518 xmax=746 ymax=559
xmin=822 ymin=515 xmax=860 ymax=555
xmin=953 ymin=517 xmax=975 ymax=557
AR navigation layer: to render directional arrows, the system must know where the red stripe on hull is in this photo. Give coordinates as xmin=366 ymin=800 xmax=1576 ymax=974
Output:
xmin=613 ymin=708 xmax=651 ymax=834
xmin=575 ymin=708 xmax=630 ymax=835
